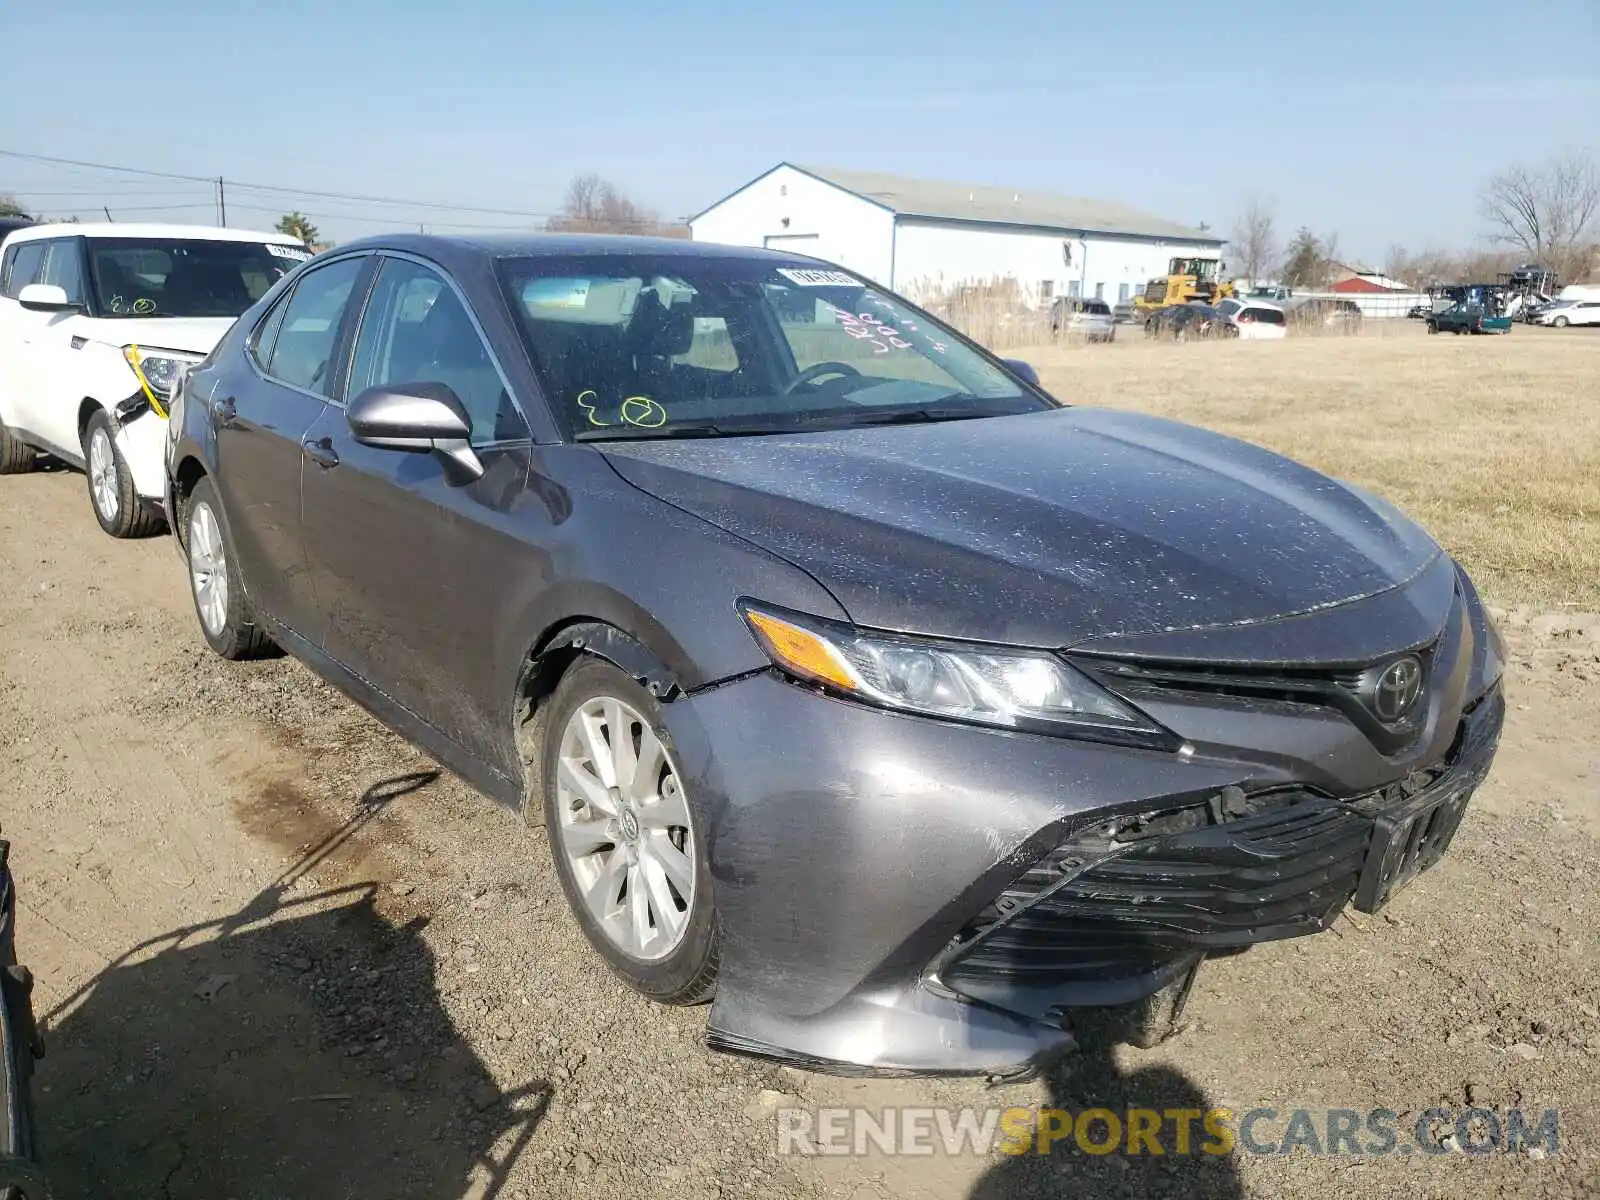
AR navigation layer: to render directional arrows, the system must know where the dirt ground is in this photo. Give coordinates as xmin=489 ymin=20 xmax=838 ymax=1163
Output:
xmin=2 ymin=330 xmax=1598 ymax=1199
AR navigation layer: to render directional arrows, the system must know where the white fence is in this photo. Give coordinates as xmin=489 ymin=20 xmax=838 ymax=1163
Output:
xmin=1289 ymin=291 xmax=1428 ymax=319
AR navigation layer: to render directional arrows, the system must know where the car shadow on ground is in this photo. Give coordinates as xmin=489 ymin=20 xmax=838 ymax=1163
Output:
xmin=34 ymin=772 xmax=548 ymax=1199
xmin=968 ymin=1038 xmax=1244 ymax=1200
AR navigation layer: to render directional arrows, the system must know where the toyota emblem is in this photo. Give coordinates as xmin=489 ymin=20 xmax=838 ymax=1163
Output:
xmin=1369 ymin=656 xmax=1424 ymax=723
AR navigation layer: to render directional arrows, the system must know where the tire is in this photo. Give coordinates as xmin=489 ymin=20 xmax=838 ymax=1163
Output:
xmin=83 ymin=410 xmax=162 ymax=538
xmin=1071 ymin=961 xmax=1201 ymax=1050
xmin=0 ymin=416 xmax=37 ymax=474
xmin=1426 ymin=321 xmax=1438 ymax=335
xmin=183 ymin=476 xmax=275 ymax=660
xmin=1553 ymin=316 xmax=1569 ymax=328
xmin=540 ymin=657 xmax=718 ymax=1005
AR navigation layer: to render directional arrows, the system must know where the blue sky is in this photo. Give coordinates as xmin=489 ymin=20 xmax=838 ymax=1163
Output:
xmin=3 ymin=0 xmax=1596 ymax=261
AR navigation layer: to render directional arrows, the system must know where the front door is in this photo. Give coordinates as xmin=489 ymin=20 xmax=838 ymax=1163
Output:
xmin=299 ymin=254 xmax=535 ymax=765
xmin=212 ymin=254 xmax=372 ymax=640
xmin=29 ymin=237 xmax=93 ymax=456
xmin=0 ymin=239 xmax=50 ymax=444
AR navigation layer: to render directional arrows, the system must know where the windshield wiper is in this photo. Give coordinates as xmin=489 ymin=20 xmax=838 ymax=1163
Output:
xmin=573 ymin=423 xmax=731 ymax=442
xmin=836 ymin=404 xmax=1000 ymax=427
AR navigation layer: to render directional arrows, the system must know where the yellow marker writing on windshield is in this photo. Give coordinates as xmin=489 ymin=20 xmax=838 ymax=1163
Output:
xmin=576 ymin=389 xmax=610 ymax=427
xmin=621 ymin=396 xmax=667 ymax=428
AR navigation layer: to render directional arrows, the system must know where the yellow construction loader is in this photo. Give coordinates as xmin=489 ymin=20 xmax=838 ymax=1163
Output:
xmin=1132 ymin=257 xmax=1235 ymax=314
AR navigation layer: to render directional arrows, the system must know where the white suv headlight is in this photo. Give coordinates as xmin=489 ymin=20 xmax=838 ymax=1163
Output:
xmin=123 ymin=345 xmax=205 ymax=417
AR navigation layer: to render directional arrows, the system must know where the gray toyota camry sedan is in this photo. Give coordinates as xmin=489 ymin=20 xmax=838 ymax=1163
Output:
xmin=165 ymin=234 xmax=1504 ymax=1077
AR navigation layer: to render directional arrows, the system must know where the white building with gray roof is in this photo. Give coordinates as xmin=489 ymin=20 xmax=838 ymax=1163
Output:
xmin=689 ymin=163 xmax=1225 ymax=308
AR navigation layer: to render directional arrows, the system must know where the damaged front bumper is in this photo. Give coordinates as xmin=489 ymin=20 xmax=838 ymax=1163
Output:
xmin=662 ymin=649 xmax=1503 ymax=1079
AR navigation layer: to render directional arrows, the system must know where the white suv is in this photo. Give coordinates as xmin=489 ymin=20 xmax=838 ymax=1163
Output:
xmin=0 ymin=223 xmax=311 ymax=536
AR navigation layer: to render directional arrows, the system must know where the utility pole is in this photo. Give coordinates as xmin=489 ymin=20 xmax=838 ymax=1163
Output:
xmin=216 ymin=177 xmax=227 ymax=226
xmin=103 ymin=206 xmax=113 ymax=222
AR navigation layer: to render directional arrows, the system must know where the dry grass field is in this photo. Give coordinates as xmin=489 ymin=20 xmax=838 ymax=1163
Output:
xmin=1025 ymin=325 xmax=1600 ymax=608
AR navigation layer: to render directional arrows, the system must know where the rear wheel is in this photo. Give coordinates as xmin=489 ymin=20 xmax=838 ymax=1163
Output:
xmin=184 ymin=477 xmax=274 ymax=660
xmin=83 ymin=410 xmax=162 ymax=538
xmin=541 ymin=658 xmax=718 ymax=1005
xmin=0 ymin=416 xmax=37 ymax=474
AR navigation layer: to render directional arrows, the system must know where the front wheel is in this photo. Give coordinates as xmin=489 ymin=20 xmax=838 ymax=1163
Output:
xmin=540 ymin=658 xmax=718 ymax=1005
xmin=1426 ymin=321 xmax=1438 ymax=335
xmin=83 ymin=411 xmax=162 ymax=538
xmin=183 ymin=477 xmax=275 ymax=660
xmin=1553 ymin=316 xmax=1570 ymax=328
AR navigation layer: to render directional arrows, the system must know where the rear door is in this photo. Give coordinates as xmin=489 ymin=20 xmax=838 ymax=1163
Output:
xmin=213 ymin=253 xmax=373 ymax=641
xmin=299 ymin=253 xmax=534 ymax=762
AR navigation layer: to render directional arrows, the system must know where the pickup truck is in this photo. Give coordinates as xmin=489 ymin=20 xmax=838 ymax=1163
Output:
xmin=1426 ymin=303 xmax=1511 ymax=335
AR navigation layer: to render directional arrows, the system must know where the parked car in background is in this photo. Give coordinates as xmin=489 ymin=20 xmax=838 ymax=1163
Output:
xmin=1050 ymin=296 xmax=1115 ymax=342
xmin=1144 ymin=302 xmax=1234 ymax=340
xmin=164 ymin=234 xmax=1503 ymax=1076
xmin=1287 ymin=297 xmax=1363 ymax=333
xmin=1406 ymin=302 xmax=1433 ymax=320
xmin=1224 ymin=300 xmax=1287 ymax=340
xmin=1426 ymin=303 xmax=1511 ymax=335
xmin=0 ymin=223 xmax=312 ymax=535
xmin=0 ymin=214 xmax=35 ymax=245
xmin=1538 ymin=300 xmax=1600 ymax=327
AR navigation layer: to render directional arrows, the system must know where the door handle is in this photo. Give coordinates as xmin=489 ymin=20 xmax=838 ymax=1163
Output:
xmin=215 ymin=396 xmax=238 ymax=427
xmin=301 ymin=436 xmax=340 ymax=469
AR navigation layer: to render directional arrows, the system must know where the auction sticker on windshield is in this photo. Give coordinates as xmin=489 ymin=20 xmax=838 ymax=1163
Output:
xmin=777 ymin=268 xmax=859 ymax=287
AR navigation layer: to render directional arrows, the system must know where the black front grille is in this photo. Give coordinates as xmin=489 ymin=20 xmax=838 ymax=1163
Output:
xmin=1075 ymin=648 xmax=1437 ymax=755
xmin=944 ymin=793 xmax=1372 ymax=989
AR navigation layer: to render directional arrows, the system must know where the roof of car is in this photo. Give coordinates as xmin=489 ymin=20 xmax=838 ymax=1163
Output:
xmin=328 ymin=232 xmax=815 ymax=262
xmin=2 ymin=221 xmax=302 ymax=244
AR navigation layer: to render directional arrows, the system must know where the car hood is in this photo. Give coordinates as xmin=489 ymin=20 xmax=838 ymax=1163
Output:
xmin=89 ymin=317 xmax=236 ymax=355
xmin=601 ymin=407 xmax=1443 ymax=649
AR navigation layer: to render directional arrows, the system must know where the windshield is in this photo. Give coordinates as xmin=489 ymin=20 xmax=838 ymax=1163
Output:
xmin=499 ymin=256 xmax=1049 ymax=439
xmin=87 ymin=238 xmax=310 ymax=318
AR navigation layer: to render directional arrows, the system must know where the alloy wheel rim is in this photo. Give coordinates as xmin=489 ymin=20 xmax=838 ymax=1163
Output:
xmin=555 ymin=696 xmax=696 ymax=962
xmin=188 ymin=501 xmax=229 ymax=636
xmin=88 ymin=429 xmax=118 ymax=521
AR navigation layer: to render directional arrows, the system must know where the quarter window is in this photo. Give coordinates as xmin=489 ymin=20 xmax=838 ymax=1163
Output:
xmin=263 ymin=257 xmax=366 ymax=396
xmin=349 ymin=257 xmax=522 ymax=443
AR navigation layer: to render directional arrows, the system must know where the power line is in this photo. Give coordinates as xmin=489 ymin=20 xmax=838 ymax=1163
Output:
xmin=0 ymin=149 xmax=213 ymax=184
xmin=0 ymin=147 xmax=682 ymax=229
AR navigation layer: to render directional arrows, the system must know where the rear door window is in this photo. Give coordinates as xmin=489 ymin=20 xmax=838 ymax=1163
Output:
xmin=1244 ymin=307 xmax=1285 ymax=325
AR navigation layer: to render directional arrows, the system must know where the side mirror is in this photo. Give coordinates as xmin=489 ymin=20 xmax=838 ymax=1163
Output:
xmin=18 ymin=283 xmax=78 ymax=313
xmin=347 ymin=382 xmax=484 ymax=485
xmin=1002 ymin=358 xmax=1040 ymax=387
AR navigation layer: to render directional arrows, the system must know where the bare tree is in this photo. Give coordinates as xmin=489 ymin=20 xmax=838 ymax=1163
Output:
xmin=1318 ymin=231 xmax=1342 ymax=285
xmin=1228 ymin=197 xmax=1277 ymax=284
xmin=1480 ymin=150 xmax=1600 ymax=281
xmin=1385 ymin=244 xmax=1456 ymax=289
xmin=545 ymin=174 xmax=686 ymax=237
xmin=1 ymin=193 xmax=32 ymax=218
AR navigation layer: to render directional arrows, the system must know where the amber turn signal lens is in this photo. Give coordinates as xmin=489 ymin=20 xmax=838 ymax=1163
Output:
xmin=743 ymin=609 xmax=859 ymax=691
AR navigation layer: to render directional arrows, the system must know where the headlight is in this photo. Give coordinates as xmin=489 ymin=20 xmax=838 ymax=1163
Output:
xmin=741 ymin=603 xmax=1166 ymax=742
xmin=123 ymin=345 xmax=204 ymax=418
